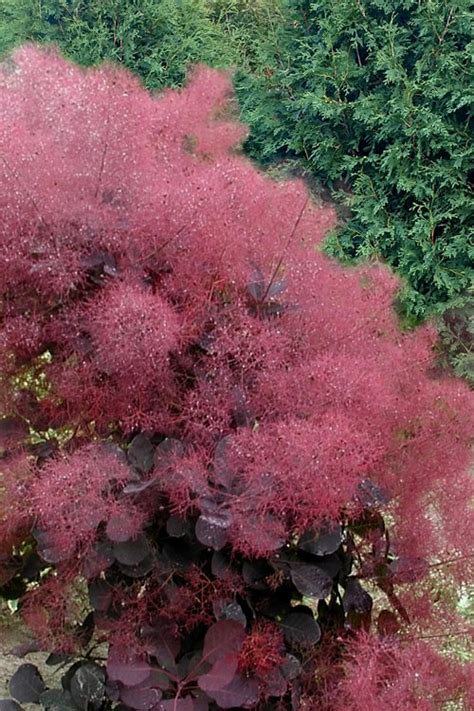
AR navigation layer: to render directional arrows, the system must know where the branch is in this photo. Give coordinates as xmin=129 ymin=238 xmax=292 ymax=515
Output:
xmin=438 ymin=7 xmax=455 ymax=45
xmin=94 ymin=95 xmax=111 ymax=199
xmin=260 ymin=196 xmax=309 ymax=305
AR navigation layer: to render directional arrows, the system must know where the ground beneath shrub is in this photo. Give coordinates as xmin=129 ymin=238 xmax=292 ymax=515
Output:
xmin=0 ymin=615 xmax=57 ymax=701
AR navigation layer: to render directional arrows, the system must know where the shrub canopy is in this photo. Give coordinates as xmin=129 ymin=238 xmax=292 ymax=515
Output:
xmin=0 ymin=46 xmax=473 ymax=710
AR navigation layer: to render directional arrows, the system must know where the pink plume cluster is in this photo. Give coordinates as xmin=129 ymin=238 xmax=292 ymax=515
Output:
xmin=0 ymin=46 xmax=472 ymax=707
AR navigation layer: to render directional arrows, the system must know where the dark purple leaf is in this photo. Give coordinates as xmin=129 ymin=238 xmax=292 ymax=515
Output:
xmin=298 ymin=525 xmax=343 ymax=556
xmin=9 ymin=664 xmax=45 ymax=704
xmin=390 ymin=556 xmax=428 ymax=583
xmin=31 ymin=439 xmax=58 ymax=460
xmin=356 ymin=479 xmax=390 ymax=507
xmin=212 ymin=437 xmax=235 ymax=490
xmin=230 ymin=387 xmax=253 ymax=429
xmin=174 ymin=652 xmax=207 ymax=684
xmin=241 ymin=514 xmax=285 ymax=552
xmin=128 ymin=434 xmax=155 ymax=474
xmin=161 ymin=539 xmax=207 ymax=572
xmin=60 ymin=662 xmax=82 ymax=692
xmin=291 ymin=680 xmax=302 ymax=711
xmin=120 ymin=685 xmax=162 ymax=710
xmin=198 ymin=653 xmax=238 ymax=693
xmin=212 ymin=600 xmax=246 ymax=626
xmin=281 ymin=655 xmax=301 ymax=681
xmin=122 ymin=479 xmax=155 ymax=495
xmin=74 ymin=332 xmax=94 ymax=358
xmin=105 ymin=680 xmax=121 ymax=702
xmin=106 ymin=514 xmax=138 ymax=542
xmin=202 ymin=621 xmax=246 ymax=665
xmin=315 ymin=553 xmax=343 ymax=579
xmin=267 ymin=278 xmax=287 ymax=299
xmin=74 ymin=611 xmax=95 ymax=647
xmin=199 ymin=495 xmax=221 ymax=515
xmin=154 ymin=438 xmax=185 ymax=469
xmin=188 ymin=700 xmax=209 ymax=711
xmin=143 ymin=623 xmax=180 ymax=673
xmin=211 ymin=551 xmax=232 ymax=579
xmin=88 ymin=579 xmax=113 ymax=612
xmin=39 ymin=688 xmax=76 ymax=711
xmin=107 ymin=648 xmax=151 ymax=687
xmin=113 ymin=535 xmax=152 ymax=565
xmin=195 ymin=511 xmax=231 ymax=551
xmin=196 ymin=331 xmax=216 ymax=353
xmin=263 ymin=302 xmax=287 ymax=318
xmin=0 ymin=701 xmax=23 ymax=711
xmin=70 ymin=663 xmax=105 ymax=710
xmin=9 ymin=641 xmax=41 ymax=658
xmin=264 ymin=667 xmax=287 ymax=697
xmin=21 ymin=551 xmax=44 ymax=581
xmin=45 ymin=652 xmax=72 ymax=666
xmin=0 ymin=417 xmax=28 ymax=447
xmin=32 ymin=529 xmax=70 ymax=564
xmin=280 ymin=613 xmax=321 ymax=647
xmin=377 ymin=609 xmax=400 ymax=637
xmin=96 ymin=441 xmax=127 ymax=464
xmin=82 ymin=508 xmax=105 ymax=533
xmin=204 ymin=674 xmax=259 ymax=709
xmin=38 ymin=545 xmax=70 ymax=564
xmin=246 ymin=265 xmax=265 ymax=301
xmin=290 ymin=563 xmax=333 ymax=598
xmin=342 ymin=578 xmax=373 ymax=615
xmin=82 ymin=540 xmax=114 ymax=578
xmin=213 ymin=436 xmax=230 ymax=474
xmin=257 ymin=588 xmax=293 ymax=620
xmin=242 ymin=560 xmax=272 ymax=590
xmin=83 ymin=251 xmax=118 ymax=280
xmin=118 ymin=554 xmax=155 ymax=578
xmin=143 ymin=670 xmax=172 ymax=692
xmin=158 ymin=699 xmax=207 ymax=711
xmin=166 ymin=516 xmax=190 ymax=538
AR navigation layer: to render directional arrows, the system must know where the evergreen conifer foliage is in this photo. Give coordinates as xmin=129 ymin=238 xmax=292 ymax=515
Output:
xmin=0 ymin=0 xmax=285 ymax=88
xmin=236 ymin=0 xmax=474 ymax=317
xmin=0 ymin=46 xmax=473 ymax=709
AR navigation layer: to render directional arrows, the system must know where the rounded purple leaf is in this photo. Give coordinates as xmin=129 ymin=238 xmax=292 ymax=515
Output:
xmin=202 ymin=621 xmax=246 ymax=665
xmin=0 ymin=701 xmax=23 ymax=711
xmin=198 ymin=653 xmax=239 ymax=693
xmin=290 ymin=563 xmax=333 ymax=599
xmin=120 ymin=685 xmax=162 ymax=710
xmin=280 ymin=613 xmax=321 ymax=647
xmin=9 ymin=664 xmax=45 ymax=704
xmin=298 ymin=525 xmax=343 ymax=556
xmin=195 ymin=512 xmax=231 ymax=551
xmin=106 ymin=514 xmax=137 ymax=542
xmin=107 ymin=648 xmax=151 ymax=687
xmin=113 ymin=535 xmax=152 ymax=565
xmin=204 ymin=674 xmax=259 ymax=710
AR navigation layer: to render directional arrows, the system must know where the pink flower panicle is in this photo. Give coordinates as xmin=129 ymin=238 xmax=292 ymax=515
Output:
xmin=0 ymin=46 xmax=473 ymax=709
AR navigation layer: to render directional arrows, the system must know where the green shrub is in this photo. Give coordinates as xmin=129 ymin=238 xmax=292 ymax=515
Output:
xmin=0 ymin=0 xmax=286 ymax=88
xmin=236 ymin=0 xmax=474 ymax=317
xmin=0 ymin=0 xmax=232 ymax=87
xmin=436 ymin=294 xmax=474 ymax=384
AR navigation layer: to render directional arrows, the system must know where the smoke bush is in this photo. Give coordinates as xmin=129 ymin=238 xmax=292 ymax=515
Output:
xmin=0 ymin=46 xmax=473 ymax=710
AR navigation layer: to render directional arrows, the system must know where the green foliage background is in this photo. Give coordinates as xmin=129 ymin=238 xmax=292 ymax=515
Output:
xmin=235 ymin=0 xmax=473 ymax=318
xmin=0 ymin=0 xmax=472 ymax=320
xmin=0 ymin=1 xmax=286 ymax=86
